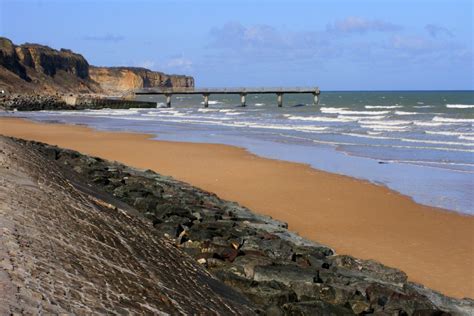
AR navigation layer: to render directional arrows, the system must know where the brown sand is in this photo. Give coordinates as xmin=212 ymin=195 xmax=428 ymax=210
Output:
xmin=0 ymin=117 xmax=473 ymax=299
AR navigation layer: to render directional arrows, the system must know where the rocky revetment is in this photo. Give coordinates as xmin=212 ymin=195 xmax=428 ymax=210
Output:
xmin=0 ymin=135 xmax=472 ymax=315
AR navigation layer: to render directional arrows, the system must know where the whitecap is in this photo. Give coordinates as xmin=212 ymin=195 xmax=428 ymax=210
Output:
xmin=432 ymin=116 xmax=474 ymax=123
xmin=285 ymin=115 xmax=355 ymax=123
xmin=425 ymin=131 xmax=474 ymax=137
xmin=446 ymin=104 xmax=474 ymax=109
xmin=200 ymin=100 xmax=222 ymax=105
xmin=358 ymin=120 xmax=412 ymax=126
xmin=414 ymin=105 xmax=434 ymax=108
xmin=394 ymin=111 xmax=419 ymax=115
xmin=459 ymin=135 xmax=474 ymax=141
xmin=197 ymin=108 xmax=220 ymax=112
xmin=360 ymin=124 xmax=409 ymax=131
xmin=225 ymin=112 xmax=243 ymax=115
xmin=321 ymin=107 xmax=389 ymax=115
xmin=365 ymin=105 xmax=403 ymax=109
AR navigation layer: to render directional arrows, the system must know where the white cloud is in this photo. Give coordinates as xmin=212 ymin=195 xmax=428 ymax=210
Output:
xmin=326 ymin=16 xmax=402 ymax=34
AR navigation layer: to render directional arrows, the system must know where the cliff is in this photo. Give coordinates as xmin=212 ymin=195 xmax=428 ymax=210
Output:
xmin=90 ymin=66 xmax=194 ymax=94
xmin=0 ymin=37 xmax=100 ymax=94
xmin=0 ymin=37 xmax=194 ymax=95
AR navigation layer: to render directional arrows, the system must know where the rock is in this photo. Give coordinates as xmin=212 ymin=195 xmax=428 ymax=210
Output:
xmin=282 ymin=300 xmax=355 ymax=315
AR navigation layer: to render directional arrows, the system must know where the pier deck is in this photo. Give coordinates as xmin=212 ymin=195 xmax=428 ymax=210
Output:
xmin=134 ymin=87 xmax=320 ymax=107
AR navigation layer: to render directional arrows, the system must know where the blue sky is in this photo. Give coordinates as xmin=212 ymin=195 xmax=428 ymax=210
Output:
xmin=1 ymin=0 xmax=472 ymax=90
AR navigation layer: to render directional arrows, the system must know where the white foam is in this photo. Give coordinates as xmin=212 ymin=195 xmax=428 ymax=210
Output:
xmin=394 ymin=111 xmax=419 ymax=115
xmin=197 ymin=108 xmax=220 ymax=113
xmin=345 ymin=133 xmax=474 ymax=147
xmin=432 ymin=116 xmax=474 ymax=123
xmin=285 ymin=115 xmax=355 ymax=123
xmin=359 ymin=120 xmax=411 ymax=126
xmin=417 ymin=102 xmax=424 ymax=105
xmin=338 ymin=115 xmax=387 ymax=121
xmin=225 ymin=112 xmax=243 ymax=116
xmin=459 ymin=135 xmax=474 ymax=141
xmin=361 ymin=124 xmax=409 ymax=131
xmin=414 ymin=105 xmax=434 ymax=108
xmin=446 ymin=104 xmax=474 ymax=109
xmin=320 ymin=107 xmax=389 ymax=115
xmin=414 ymin=121 xmax=455 ymax=127
xmin=425 ymin=131 xmax=474 ymax=137
xmin=199 ymin=100 xmax=222 ymax=105
xmin=365 ymin=105 xmax=403 ymax=109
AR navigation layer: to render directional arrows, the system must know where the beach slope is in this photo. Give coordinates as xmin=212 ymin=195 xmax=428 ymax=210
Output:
xmin=0 ymin=117 xmax=473 ymax=299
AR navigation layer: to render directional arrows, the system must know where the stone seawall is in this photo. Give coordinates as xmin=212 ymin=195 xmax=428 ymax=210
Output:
xmin=0 ymin=94 xmax=156 ymax=111
xmin=2 ymin=136 xmax=472 ymax=315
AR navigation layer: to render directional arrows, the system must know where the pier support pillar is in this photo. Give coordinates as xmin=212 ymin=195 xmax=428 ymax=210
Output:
xmin=165 ymin=94 xmax=172 ymax=107
xmin=277 ymin=93 xmax=283 ymax=107
xmin=313 ymin=93 xmax=319 ymax=105
xmin=203 ymin=94 xmax=210 ymax=108
xmin=240 ymin=93 xmax=247 ymax=107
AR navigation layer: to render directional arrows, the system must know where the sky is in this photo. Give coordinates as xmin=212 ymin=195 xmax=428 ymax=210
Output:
xmin=0 ymin=0 xmax=472 ymax=90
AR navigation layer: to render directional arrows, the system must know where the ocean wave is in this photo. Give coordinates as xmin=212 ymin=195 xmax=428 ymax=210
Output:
xmin=360 ymin=124 xmax=409 ymax=131
xmin=358 ymin=120 xmax=412 ymax=126
xmin=225 ymin=112 xmax=244 ymax=115
xmin=285 ymin=115 xmax=355 ymax=123
xmin=414 ymin=121 xmax=456 ymax=127
xmin=459 ymin=135 xmax=474 ymax=141
xmin=394 ymin=111 xmax=419 ymax=115
xmin=338 ymin=115 xmax=387 ymax=121
xmin=446 ymin=104 xmax=474 ymax=109
xmin=321 ymin=107 xmax=389 ymax=115
xmin=414 ymin=105 xmax=434 ymax=108
xmin=200 ymin=100 xmax=222 ymax=105
xmin=197 ymin=108 xmax=220 ymax=112
xmin=432 ymin=116 xmax=474 ymax=123
xmin=342 ymin=132 xmax=474 ymax=148
xmin=425 ymin=131 xmax=474 ymax=137
xmin=365 ymin=105 xmax=403 ymax=109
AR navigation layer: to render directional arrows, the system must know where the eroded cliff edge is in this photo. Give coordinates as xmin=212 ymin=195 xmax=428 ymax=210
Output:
xmin=0 ymin=37 xmax=194 ymax=95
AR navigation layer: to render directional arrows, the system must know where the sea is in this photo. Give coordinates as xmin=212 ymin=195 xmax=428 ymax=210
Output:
xmin=3 ymin=90 xmax=473 ymax=214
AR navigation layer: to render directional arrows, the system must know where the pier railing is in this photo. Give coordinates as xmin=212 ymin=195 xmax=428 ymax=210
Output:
xmin=134 ymin=86 xmax=320 ymax=108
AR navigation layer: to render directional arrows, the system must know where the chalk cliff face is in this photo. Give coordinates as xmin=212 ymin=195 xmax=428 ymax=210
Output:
xmin=0 ymin=37 xmax=194 ymax=95
xmin=90 ymin=66 xmax=194 ymax=94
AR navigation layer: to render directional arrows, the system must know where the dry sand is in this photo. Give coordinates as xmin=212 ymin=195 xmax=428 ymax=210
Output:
xmin=0 ymin=117 xmax=472 ymax=299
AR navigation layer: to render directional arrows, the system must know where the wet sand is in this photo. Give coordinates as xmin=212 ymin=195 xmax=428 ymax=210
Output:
xmin=0 ymin=117 xmax=473 ymax=299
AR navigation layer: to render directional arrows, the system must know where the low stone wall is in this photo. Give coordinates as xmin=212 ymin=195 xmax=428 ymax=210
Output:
xmin=72 ymin=96 xmax=156 ymax=110
xmin=0 ymin=94 xmax=156 ymax=111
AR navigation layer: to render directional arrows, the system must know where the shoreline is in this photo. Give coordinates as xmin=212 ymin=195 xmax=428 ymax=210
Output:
xmin=0 ymin=116 xmax=473 ymax=299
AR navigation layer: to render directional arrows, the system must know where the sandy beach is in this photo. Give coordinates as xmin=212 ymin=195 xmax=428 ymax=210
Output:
xmin=0 ymin=117 xmax=472 ymax=299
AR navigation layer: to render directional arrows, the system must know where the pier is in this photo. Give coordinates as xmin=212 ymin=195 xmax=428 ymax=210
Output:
xmin=134 ymin=87 xmax=321 ymax=108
